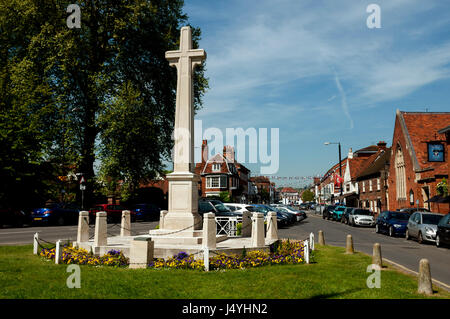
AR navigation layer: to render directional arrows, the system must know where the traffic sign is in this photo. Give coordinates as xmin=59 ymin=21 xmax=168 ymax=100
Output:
xmin=79 ymin=176 xmax=85 ymax=184
xmin=80 ymin=184 xmax=86 ymax=191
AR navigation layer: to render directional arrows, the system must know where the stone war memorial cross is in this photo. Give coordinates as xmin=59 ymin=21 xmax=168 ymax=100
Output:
xmin=161 ymin=26 xmax=206 ymax=231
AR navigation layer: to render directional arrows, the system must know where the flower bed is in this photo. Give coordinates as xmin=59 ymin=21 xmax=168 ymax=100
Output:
xmin=39 ymin=239 xmax=306 ymax=270
xmin=149 ymin=239 xmax=305 ymax=270
xmin=40 ymin=246 xmax=129 ymax=267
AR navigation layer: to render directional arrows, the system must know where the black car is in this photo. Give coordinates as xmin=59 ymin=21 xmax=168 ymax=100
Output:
xmin=436 ymin=213 xmax=450 ymax=248
xmin=322 ymin=205 xmax=336 ymax=220
xmin=198 ymin=199 xmax=240 ymax=217
xmin=0 ymin=206 xmax=29 ymax=228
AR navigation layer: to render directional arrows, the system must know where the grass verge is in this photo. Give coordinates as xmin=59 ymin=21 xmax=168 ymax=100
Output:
xmin=0 ymin=244 xmax=449 ymax=299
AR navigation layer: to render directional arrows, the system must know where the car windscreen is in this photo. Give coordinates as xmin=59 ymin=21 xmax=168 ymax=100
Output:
xmin=389 ymin=213 xmax=409 ymax=220
xmin=214 ymin=203 xmax=230 ymax=212
xmin=422 ymin=214 xmax=443 ymax=225
xmin=246 ymin=206 xmax=255 ymax=212
xmin=335 ymin=207 xmax=345 ymax=212
xmin=353 ymin=209 xmax=371 ymax=215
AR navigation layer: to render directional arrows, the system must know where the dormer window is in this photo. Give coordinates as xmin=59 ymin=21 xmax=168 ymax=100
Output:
xmin=212 ymin=163 xmax=221 ymax=172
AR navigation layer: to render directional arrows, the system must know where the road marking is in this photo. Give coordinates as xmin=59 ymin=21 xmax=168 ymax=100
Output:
xmin=0 ymin=230 xmax=40 ymax=235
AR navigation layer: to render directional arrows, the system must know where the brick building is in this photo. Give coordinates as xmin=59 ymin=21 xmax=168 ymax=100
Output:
xmin=195 ymin=140 xmax=250 ymax=202
xmin=250 ymin=176 xmax=275 ymax=203
xmin=388 ymin=110 xmax=450 ymax=214
xmin=356 ymin=142 xmax=391 ymax=216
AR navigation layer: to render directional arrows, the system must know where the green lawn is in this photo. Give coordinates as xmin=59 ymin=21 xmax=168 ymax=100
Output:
xmin=0 ymin=244 xmax=449 ymax=299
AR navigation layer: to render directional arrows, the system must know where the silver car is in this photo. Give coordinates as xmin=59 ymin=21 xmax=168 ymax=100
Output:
xmin=406 ymin=212 xmax=443 ymax=244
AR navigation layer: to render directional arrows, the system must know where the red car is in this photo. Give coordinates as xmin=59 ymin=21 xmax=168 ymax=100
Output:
xmin=89 ymin=204 xmax=135 ymax=224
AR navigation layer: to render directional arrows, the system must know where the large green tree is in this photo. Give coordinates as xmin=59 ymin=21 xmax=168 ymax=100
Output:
xmin=0 ymin=0 xmax=208 ymax=206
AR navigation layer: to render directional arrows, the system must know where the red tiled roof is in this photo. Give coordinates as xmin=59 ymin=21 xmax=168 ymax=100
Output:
xmin=281 ymin=187 xmax=297 ymax=193
xmin=400 ymin=111 xmax=450 ymax=175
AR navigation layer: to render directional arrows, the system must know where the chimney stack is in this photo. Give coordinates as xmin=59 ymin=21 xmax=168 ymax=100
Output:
xmin=348 ymin=148 xmax=353 ymax=159
xmin=202 ymin=140 xmax=208 ymax=163
xmin=377 ymin=141 xmax=387 ymax=150
xmin=223 ymin=145 xmax=235 ymax=163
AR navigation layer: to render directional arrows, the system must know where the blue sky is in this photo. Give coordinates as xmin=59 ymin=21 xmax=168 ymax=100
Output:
xmin=181 ymin=0 xmax=450 ymax=187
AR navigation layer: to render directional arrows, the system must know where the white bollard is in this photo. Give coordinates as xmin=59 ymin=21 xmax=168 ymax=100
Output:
xmin=310 ymin=232 xmax=315 ymax=251
xmin=241 ymin=211 xmax=252 ymax=237
xmin=33 ymin=232 xmax=39 ymax=255
xmin=159 ymin=210 xmax=168 ymax=229
xmin=77 ymin=211 xmax=90 ymax=243
xmin=129 ymin=237 xmax=154 ymax=269
xmin=94 ymin=211 xmax=107 ymax=247
xmin=203 ymin=213 xmax=216 ymax=249
xmin=304 ymin=239 xmax=310 ymax=264
xmin=251 ymin=213 xmax=265 ymax=247
xmin=203 ymin=247 xmax=210 ymax=272
xmin=55 ymin=240 xmax=62 ymax=264
xmin=121 ymin=210 xmax=131 ymax=237
xmin=266 ymin=211 xmax=278 ymax=241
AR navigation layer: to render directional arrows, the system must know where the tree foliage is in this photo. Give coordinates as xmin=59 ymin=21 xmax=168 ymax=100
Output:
xmin=0 ymin=0 xmax=208 ymax=207
xmin=301 ymin=189 xmax=315 ymax=202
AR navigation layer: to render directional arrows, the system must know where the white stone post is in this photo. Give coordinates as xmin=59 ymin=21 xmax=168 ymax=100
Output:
xmin=33 ymin=232 xmax=39 ymax=255
xmin=304 ymin=239 xmax=310 ymax=264
xmin=310 ymin=232 xmax=315 ymax=251
xmin=121 ymin=210 xmax=131 ymax=237
xmin=55 ymin=240 xmax=62 ymax=264
xmin=241 ymin=211 xmax=252 ymax=237
xmin=129 ymin=237 xmax=154 ymax=269
xmin=266 ymin=211 xmax=278 ymax=241
xmin=203 ymin=247 xmax=210 ymax=272
xmin=159 ymin=210 xmax=168 ymax=229
xmin=251 ymin=212 xmax=265 ymax=247
xmin=77 ymin=211 xmax=90 ymax=243
xmin=203 ymin=212 xmax=216 ymax=249
xmin=94 ymin=211 xmax=107 ymax=247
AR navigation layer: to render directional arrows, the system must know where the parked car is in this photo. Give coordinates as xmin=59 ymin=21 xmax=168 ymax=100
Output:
xmin=0 ymin=206 xmax=30 ymax=228
xmin=406 ymin=212 xmax=444 ymax=244
xmin=375 ymin=211 xmax=410 ymax=236
xmin=275 ymin=206 xmax=306 ymax=222
xmin=331 ymin=206 xmax=346 ymax=221
xmin=341 ymin=207 xmax=355 ymax=224
xmin=31 ymin=202 xmax=80 ymax=226
xmin=89 ymin=204 xmax=133 ymax=224
xmin=269 ymin=206 xmax=296 ymax=225
xmin=399 ymin=207 xmax=430 ymax=214
xmin=223 ymin=203 xmax=254 ymax=215
xmin=436 ymin=213 xmax=450 ymax=248
xmin=132 ymin=203 xmax=160 ymax=221
xmin=250 ymin=204 xmax=289 ymax=227
xmin=198 ymin=199 xmax=240 ymax=217
xmin=348 ymin=208 xmax=375 ymax=227
xmin=322 ymin=205 xmax=336 ymax=220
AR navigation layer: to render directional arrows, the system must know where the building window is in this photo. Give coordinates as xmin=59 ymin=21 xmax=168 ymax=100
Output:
xmin=409 ymin=190 xmax=414 ymax=206
xmin=362 ymin=182 xmax=366 ymax=193
xmin=206 ymin=175 xmax=228 ymax=188
xmin=212 ymin=163 xmax=221 ymax=172
xmin=377 ymin=178 xmax=381 ymax=191
xmin=369 ymin=180 xmax=373 ymax=192
xmin=395 ymin=145 xmax=407 ymax=200
xmin=346 ymin=184 xmax=350 ymax=192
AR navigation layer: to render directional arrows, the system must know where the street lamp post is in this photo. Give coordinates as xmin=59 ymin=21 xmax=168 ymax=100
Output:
xmin=325 ymin=142 xmax=343 ymax=204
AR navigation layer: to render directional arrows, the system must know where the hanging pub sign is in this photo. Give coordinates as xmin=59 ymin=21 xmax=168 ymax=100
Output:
xmin=427 ymin=142 xmax=444 ymax=162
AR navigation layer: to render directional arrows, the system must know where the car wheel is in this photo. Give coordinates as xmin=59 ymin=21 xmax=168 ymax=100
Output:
xmin=57 ymin=216 xmax=65 ymax=226
xmin=418 ymin=232 xmax=423 ymax=244
xmin=436 ymin=235 xmax=441 ymax=248
xmin=405 ymin=229 xmax=410 ymax=240
xmin=389 ymin=226 xmax=394 ymax=237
